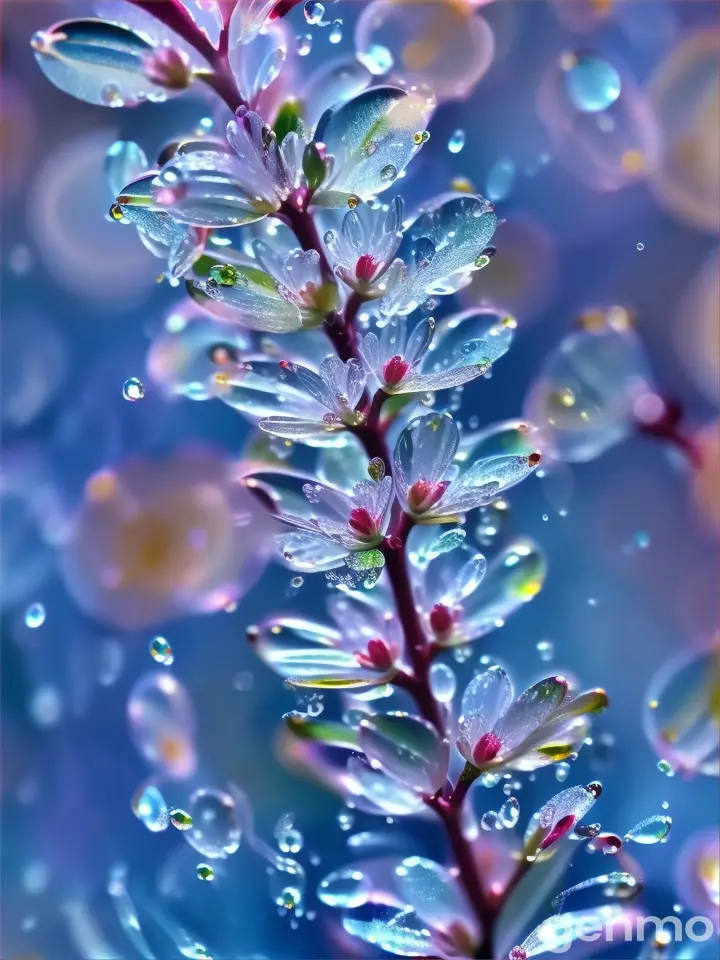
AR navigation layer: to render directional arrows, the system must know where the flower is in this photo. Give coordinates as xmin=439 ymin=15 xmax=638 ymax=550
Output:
xmin=106 ymin=140 xmax=205 ymax=279
xmin=275 ymin=471 xmax=393 ymax=570
xmin=411 ymin=537 xmax=547 ymax=647
xmin=250 ymin=586 xmax=401 ymax=688
xmin=324 ymin=198 xmax=405 ymax=299
xmin=259 ymin=355 xmax=367 ymax=440
xmin=456 ymin=665 xmax=609 ymax=774
xmin=251 ymin=240 xmax=337 ymax=319
xmin=394 ymin=412 xmax=542 ymax=521
xmin=359 ymin=313 xmax=496 ymax=395
xmin=60 ymin=450 xmax=273 ymax=629
xmin=142 ymin=44 xmax=193 ymax=90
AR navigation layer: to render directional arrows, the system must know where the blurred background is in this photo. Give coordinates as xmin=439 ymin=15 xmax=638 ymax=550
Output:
xmin=1 ymin=1 xmax=718 ymax=957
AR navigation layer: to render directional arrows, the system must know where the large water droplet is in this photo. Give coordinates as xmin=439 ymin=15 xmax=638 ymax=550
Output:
xmin=25 ymin=602 xmax=45 ymax=628
xmin=499 ymin=797 xmax=520 ymax=828
xmin=329 ymin=19 xmax=343 ymax=43
xmin=563 ymin=52 xmax=622 ymax=114
xmin=304 ymin=1 xmax=325 ymax=25
xmin=430 ymin=662 xmax=457 ymax=703
xmin=149 ymin=636 xmax=174 ymax=665
xmin=481 ymin=810 xmax=498 ymax=830
xmin=185 ymin=787 xmax=241 ymax=858
xmin=318 ymin=867 xmax=371 ymax=908
xmin=122 ymin=377 xmax=144 ymax=401
xmin=624 ymin=815 xmax=672 ymax=845
xmin=132 ymin=783 xmax=169 ymax=832
xmin=448 ymin=129 xmax=466 ymax=154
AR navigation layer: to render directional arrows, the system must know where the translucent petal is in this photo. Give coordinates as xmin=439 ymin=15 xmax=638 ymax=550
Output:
xmin=347 ymin=756 xmax=427 ymax=816
xmin=178 ymin=0 xmax=222 ymax=48
xmin=393 ymin=412 xmax=459 ymax=504
xmin=394 ymin=856 xmax=472 ymax=932
xmin=316 ymin=85 xmax=435 ymax=202
xmin=228 ymin=0 xmax=277 ymax=46
xmin=32 ymin=19 xmax=174 ymax=107
xmin=360 ymin=712 xmax=449 ymax=795
xmin=460 ymin=665 xmax=514 ymax=726
xmin=643 ymin=644 xmax=720 ymax=777
xmin=108 ymin=863 xmax=156 ymax=960
xmin=538 ymin=784 xmax=598 ymax=831
xmin=260 ymin=416 xmax=335 ymax=439
xmin=462 ymin=538 xmax=547 ymax=640
xmin=388 ymin=194 xmax=498 ymax=315
xmin=214 ymin=359 xmax=326 ymax=421
xmin=441 ymin=454 xmax=540 ymax=514
xmin=520 ymin=906 xmax=635 ymax=958
xmin=419 ymin=544 xmax=487 ymax=608
xmin=342 ymin=905 xmax=437 ymax=956
xmin=94 ymin=0 xmax=210 ymax=69
xmin=427 ymin=308 xmax=515 ymax=373
xmin=105 ymin=139 xmax=148 ymax=197
xmin=127 ymin=672 xmax=197 ymax=778
xmin=198 ymin=271 xmax=303 ymax=333
xmin=494 ymin=677 xmax=569 ymax=753
xmin=523 ymin=317 xmax=654 ymax=463
xmin=302 ymin=57 xmax=373 ymax=132
xmin=252 ymin=616 xmax=389 ymax=688
xmin=229 ymin=19 xmax=287 ymax=104
xmin=317 ymin=437 xmax=370 ymax=491
xmin=457 ymin=419 xmax=546 ymax=466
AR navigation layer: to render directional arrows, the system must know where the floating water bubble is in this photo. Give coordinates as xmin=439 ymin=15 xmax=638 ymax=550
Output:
xmin=170 ymin=807 xmax=193 ymax=830
xmin=122 ymin=377 xmax=144 ymax=401
xmin=132 ymin=783 xmax=169 ymax=832
xmin=486 ymin=158 xmax=516 ymax=201
xmin=636 ymin=242 xmax=644 ymax=251
xmin=358 ymin=42 xmax=394 ymax=75
xmin=29 ymin=685 xmax=62 ymax=728
xmin=537 ymin=639 xmax=555 ymax=662
xmin=269 ymin=856 xmax=305 ymax=910
xmin=278 ymin=828 xmax=303 ymax=854
xmin=290 ymin=576 xmax=304 ymax=589
xmin=555 ymin=762 xmax=571 ymax=782
xmin=337 ymin=809 xmax=355 ymax=831
xmin=318 ymin=867 xmax=371 ymax=908
xmin=304 ymin=1 xmax=325 ymax=25
xmin=196 ymin=863 xmax=214 ymax=881
xmin=499 ymin=797 xmax=520 ymax=828
xmin=481 ymin=772 xmax=502 ymax=788
xmin=127 ymin=672 xmax=197 ymax=778
xmin=624 ymin=815 xmax=672 ymax=845
xmin=329 ymin=20 xmax=343 ymax=43
xmin=657 ymin=759 xmax=675 ymax=777
xmin=563 ymin=53 xmax=622 ymax=113
xmin=481 ymin=810 xmax=498 ymax=831
xmin=430 ymin=662 xmax=457 ymax=703
xmin=448 ymin=129 xmax=465 ymax=154
xmin=185 ymin=787 xmax=241 ymax=858
xmin=297 ymin=34 xmax=312 ymax=56
xmin=149 ymin=636 xmax=174 ymax=665
xmin=25 ymin=602 xmax=46 ymax=628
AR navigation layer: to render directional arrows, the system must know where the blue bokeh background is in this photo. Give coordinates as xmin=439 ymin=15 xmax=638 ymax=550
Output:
xmin=1 ymin=1 xmax=718 ymax=957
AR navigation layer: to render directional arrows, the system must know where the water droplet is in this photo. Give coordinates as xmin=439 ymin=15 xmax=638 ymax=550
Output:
xmin=337 ymin=809 xmax=355 ymax=831
xmin=185 ymin=787 xmax=241 ymax=858
xmin=149 ymin=636 xmax=174 ymax=665
xmin=562 ymin=53 xmax=622 ymax=113
xmin=413 ymin=236 xmax=435 ymax=268
xmin=318 ymin=867 xmax=370 ymax=908
xmin=661 ymin=800 xmax=670 ymax=810
xmin=359 ymin=42 xmax=393 ymax=75
xmin=537 ymin=640 xmax=555 ymax=662
xmin=101 ymin=83 xmax=122 ymax=106
xmin=430 ymin=662 xmax=457 ymax=703
xmin=196 ymin=863 xmax=214 ymax=881
xmin=304 ymin=1 xmax=325 ymax=25
xmin=29 ymin=685 xmax=62 ymax=728
xmin=329 ymin=19 xmax=342 ymax=43
xmin=132 ymin=784 xmax=169 ymax=832
xmin=624 ymin=815 xmax=672 ymax=845
xmin=657 ymin=759 xmax=675 ymax=777
xmin=380 ymin=164 xmax=397 ymax=183
xmin=297 ymin=34 xmax=312 ymax=56
xmin=122 ymin=377 xmax=144 ymax=401
xmin=448 ymin=129 xmax=466 ymax=154
xmin=555 ymin=762 xmax=571 ymax=782
xmin=290 ymin=576 xmax=304 ymax=589
xmin=499 ymin=797 xmax=520 ymax=828
xmin=269 ymin=856 xmax=305 ymax=910
xmin=480 ymin=772 xmax=501 ymax=788
xmin=486 ymin=158 xmax=516 ymax=202
xmin=278 ymin=827 xmax=303 ymax=854
xmin=636 ymin=242 xmax=644 ymax=251
xmin=170 ymin=807 xmax=193 ymax=830
xmin=481 ymin=811 xmax=498 ymax=830
xmin=25 ymin=603 xmax=45 ymax=628
xmin=453 ymin=644 xmax=472 ymax=664
xmin=209 ymin=263 xmax=238 ymax=286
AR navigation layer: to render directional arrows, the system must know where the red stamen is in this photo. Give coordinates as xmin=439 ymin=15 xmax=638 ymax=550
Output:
xmin=471 ymin=731 xmax=502 ymax=766
xmin=348 ymin=507 xmax=377 ymax=538
xmin=407 ymin=479 xmax=449 ymax=514
xmin=382 ymin=355 xmax=410 ymax=386
xmin=429 ymin=602 xmax=454 ymax=638
xmin=355 ymin=253 xmax=379 ymax=282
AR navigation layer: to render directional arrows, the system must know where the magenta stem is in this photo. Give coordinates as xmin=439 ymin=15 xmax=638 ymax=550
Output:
xmin=282 ymin=204 xmax=494 ymax=953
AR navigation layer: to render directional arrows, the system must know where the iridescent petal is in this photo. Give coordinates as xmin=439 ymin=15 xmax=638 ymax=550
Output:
xmin=418 ymin=544 xmax=487 ymax=609
xmin=460 ymin=666 xmax=514 ymax=726
xmin=393 ymin=412 xmax=459 ymax=507
xmin=94 ymin=0 xmax=210 ymax=69
xmin=343 ymin=904 xmax=437 ymax=956
xmin=315 ymin=85 xmax=435 ymax=203
xmin=31 ymin=19 xmax=175 ymax=107
xmin=440 ymin=453 xmax=540 ymax=514
xmin=494 ymin=677 xmax=569 ymax=753
xmin=228 ymin=0 xmax=277 ymax=46
xmin=426 ymin=308 xmax=516 ymax=374
xmin=229 ymin=14 xmax=287 ymax=104
xmin=394 ymin=856 xmax=474 ymax=935
xmin=198 ymin=269 xmax=303 ymax=333
xmin=302 ymin=57 xmax=372 ymax=132
xmin=127 ymin=672 xmax=197 ymax=779
xmin=347 ymin=756 xmax=427 ymax=816
xmin=105 ymin=139 xmax=148 ymax=197
xmin=360 ymin=712 xmax=449 ymax=795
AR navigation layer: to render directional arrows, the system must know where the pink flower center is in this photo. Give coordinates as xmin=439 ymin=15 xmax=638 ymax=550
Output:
xmin=429 ymin=602 xmax=454 ymax=638
xmin=355 ymin=637 xmax=395 ymax=672
xmin=355 ymin=253 xmax=379 ymax=282
xmin=540 ymin=814 xmax=577 ymax=850
xmin=509 ymin=948 xmax=528 ymax=960
xmin=407 ymin=479 xmax=449 ymax=515
xmin=471 ymin=731 xmax=502 ymax=766
xmin=348 ymin=507 xmax=378 ymax=539
xmin=382 ymin=355 xmax=410 ymax=386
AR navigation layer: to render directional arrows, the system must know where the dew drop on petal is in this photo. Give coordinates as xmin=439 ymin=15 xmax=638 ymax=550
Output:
xmin=196 ymin=863 xmax=214 ymax=881
xmin=380 ymin=163 xmax=398 ymax=183
xmin=499 ymin=797 xmax=520 ymax=828
xmin=25 ymin=602 xmax=46 ymax=628
xmin=329 ymin=20 xmax=343 ymax=44
xmin=430 ymin=662 xmax=457 ymax=703
xmin=132 ymin=783 xmax=169 ymax=832
xmin=481 ymin=810 xmax=498 ymax=831
xmin=624 ymin=815 xmax=672 ymax=845
xmin=170 ymin=807 xmax=193 ymax=830
xmin=149 ymin=636 xmax=174 ymax=665
xmin=122 ymin=377 xmax=144 ymax=401
xmin=185 ymin=787 xmax=241 ymax=858
xmin=448 ymin=129 xmax=465 ymax=154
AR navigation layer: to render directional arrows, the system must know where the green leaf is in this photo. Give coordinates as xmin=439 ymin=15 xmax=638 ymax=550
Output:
xmin=274 ymin=99 xmax=303 ymax=142
xmin=285 ymin=715 xmax=360 ymax=749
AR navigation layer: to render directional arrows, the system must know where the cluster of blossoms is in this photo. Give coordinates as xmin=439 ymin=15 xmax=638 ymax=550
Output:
xmin=31 ymin=3 xmax=714 ymax=959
